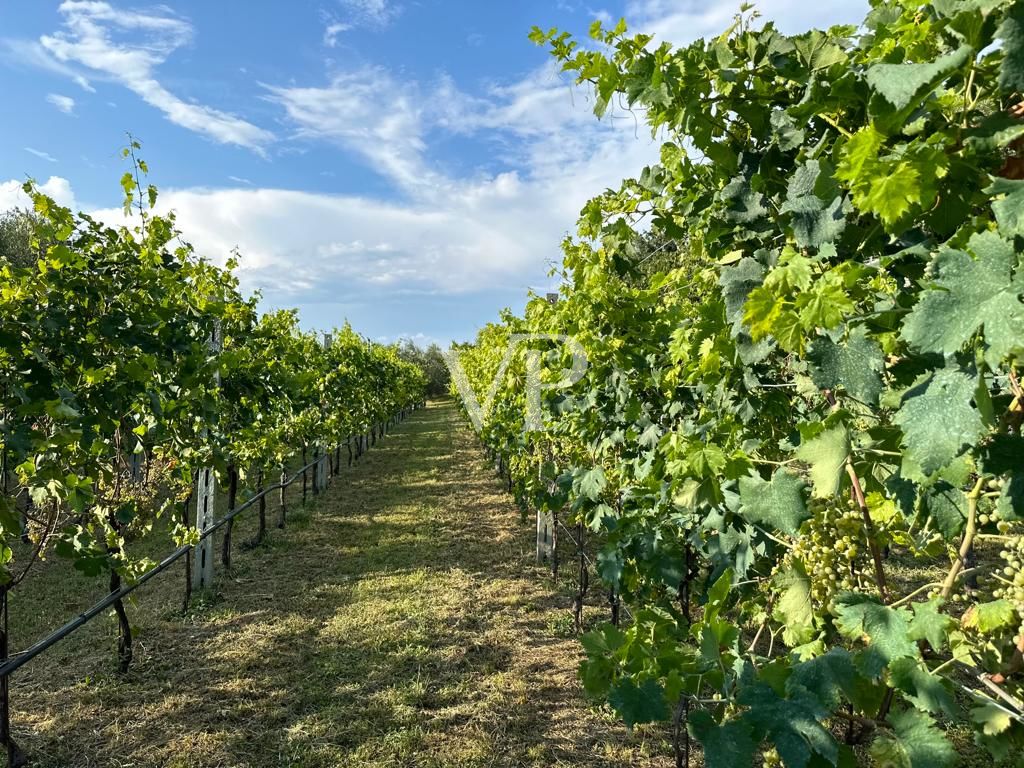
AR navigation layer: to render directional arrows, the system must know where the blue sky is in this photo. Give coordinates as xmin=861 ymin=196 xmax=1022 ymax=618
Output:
xmin=0 ymin=0 xmax=867 ymax=346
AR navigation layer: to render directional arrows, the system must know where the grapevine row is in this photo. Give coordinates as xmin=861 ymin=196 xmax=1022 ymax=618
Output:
xmin=0 ymin=144 xmax=427 ymax=762
xmin=454 ymin=2 xmax=1024 ymax=765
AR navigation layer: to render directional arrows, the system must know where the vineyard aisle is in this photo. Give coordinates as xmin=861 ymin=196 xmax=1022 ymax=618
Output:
xmin=19 ymin=400 xmax=671 ymax=768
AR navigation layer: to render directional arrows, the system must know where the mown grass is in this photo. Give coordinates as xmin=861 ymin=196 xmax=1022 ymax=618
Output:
xmin=9 ymin=402 xmax=671 ymax=767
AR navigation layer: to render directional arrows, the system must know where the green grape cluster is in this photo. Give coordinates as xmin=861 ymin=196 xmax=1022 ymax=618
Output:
xmin=990 ymin=533 xmax=1024 ymax=647
xmin=787 ymin=498 xmax=872 ymax=611
xmin=978 ymin=476 xmax=1007 ymax=528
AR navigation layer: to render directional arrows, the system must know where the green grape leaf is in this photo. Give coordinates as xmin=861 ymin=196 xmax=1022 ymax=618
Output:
xmin=869 ymin=709 xmax=956 ymax=768
xmin=687 ymin=711 xmax=757 ymax=768
xmin=795 ymin=424 xmax=850 ymax=498
xmin=793 ymin=29 xmax=847 ymax=71
xmin=765 ymin=248 xmax=813 ymax=293
xmin=705 ymin=568 xmax=734 ymax=622
xmin=720 ymin=258 xmax=765 ymax=326
xmin=738 ymin=469 xmax=809 ymax=535
xmin=0 ymin=497 xmax=20 ymax=537
xmin=834 ymin=596 xmax=918 ymax=675
xmin=907 ymin=599 xmax=954 ymax=652
xmin=586 ymin=502 xmax=618 ymax=532
xmin=795 ymin=276 xmax=854 ymax=331
xmin=721 ymin=176 xmax=767 ymax=224
xmin=773 ymin=310 xmax=806 ymax=354
xmin=786 ymin=648 xmax=859 ymax=710
xmin=580 ymin=655 xmax=615 ymax=698
xmin=901 ymin=231 xmax=1024 ymax=367
xmin=807 ymin=327 xmax=884 ymax=405
xmin=743 ymin=285 xmax=784 ymax=339
xmin=986 ymin=176 xmax=1024 ymax=238
xmin=923 ymin=482 xmax=967 ymax=540
xmin=963 ymin=599 xmax=1017 ymax=632
xmin=736 ymin=684 xmax=839 ymax=768
xmin=779 ymin=159 xmax=847 ymax=248
xmin=856 ymin=160 xmax=924 ymax=227
xmin=770 ymin=108 xmax=805 ymax=151
xmin=576 ymin=466 xmax=607 ymax=501
xmin=978 ymin=439 xmax=1024 ymax=520
xmin=894 ymin=368 xmax=986 ymax=477
xmin=773 ymin=560 xmax=816 ymax=646
xmin=998 ymin=1 xmax=1024 ymax=92
xmin=888 ymin=658 xmax=957 ymax=716
xmin=977 ymin=434 xmax=1024 ymax=475
xmin=607 ymin=676 xmax=669 ymax=727
xmin=866 ymin=45 xmax=972 ymax=113
xmin=998 ymin=474 xmax=1024 ymax=521
xmin=970 ymin=702 xmax=1013 ymax=737
xmin=836 ymin=125 xmax=885 ymax=185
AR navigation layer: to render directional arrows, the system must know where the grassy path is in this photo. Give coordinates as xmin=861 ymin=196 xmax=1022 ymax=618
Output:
xmin=16 ymin=401 xmax=670 ymax=767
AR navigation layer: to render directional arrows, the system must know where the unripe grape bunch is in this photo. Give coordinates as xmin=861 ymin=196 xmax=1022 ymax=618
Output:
xmin=990 ymin=529 xmax=1024 ymax=648
xmin=785 ymin=497 xmax=875 ymax=612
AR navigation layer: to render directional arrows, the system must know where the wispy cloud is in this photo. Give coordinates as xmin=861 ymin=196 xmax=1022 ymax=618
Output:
xmin=323 ymin=22 xmax=352 ymax=47
xmin=24 ymin=147 xmax=58 ymax=163
xmin=0 ymin=38 xmax=95 ymax=91
xmin=320 ymin=0 xmax=396 ymax=47
xmin=228 ymin=175 xmax=254 ymax=185
xmin=28 ymin=1 xmax=272 ymax=152
xmin=265 ymin=67 xmax=443 ymax=193
xmin=339 ymin=0 xmax=401 ymax=28
xmin=46 ymin=92 xmax=76 ymax=114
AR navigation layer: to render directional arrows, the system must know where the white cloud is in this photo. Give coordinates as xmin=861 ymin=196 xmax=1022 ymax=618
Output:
xmin=624 ymin=0 xmax=869 ymax=46
xmin=61 ymin=99 xmax=656 ymax=302
xmin=46 ymin=93 xmax=76 ymax=114
xmin=265 ymin=68 xmax=443 ymax=192
xmin=85 ymin=183 xmax=558 ymax=297
xmin=32 ymin=1 xmax=272 ymax=152
xmin=24 ymin=147 xmax=58 ymax=163
xmin=0 ymin=38 xmax=96 ymax=92
xmin=0 ymin=176 xmax=77 ymax=212
xmin=323 ymin=22 xmax=352 ymax=47
xmin=227 ymin=175 xmax=253 ymax=185
xmin=441 ymin=63 xmax=607 ymax=140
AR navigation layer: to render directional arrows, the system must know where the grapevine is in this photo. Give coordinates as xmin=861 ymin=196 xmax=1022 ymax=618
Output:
xmin=0 ymin=142 xmax=427 ymax=672
xmin=453 ymin=1 xmax=1024 ymax=764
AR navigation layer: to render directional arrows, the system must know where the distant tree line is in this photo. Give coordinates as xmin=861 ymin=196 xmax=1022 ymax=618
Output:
xmin=396 ymin=339 xmax=450 ymax=398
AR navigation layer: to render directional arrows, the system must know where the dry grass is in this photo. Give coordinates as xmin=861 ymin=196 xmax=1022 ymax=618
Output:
xmin=9 ymin=402 xmax=673 ymax=768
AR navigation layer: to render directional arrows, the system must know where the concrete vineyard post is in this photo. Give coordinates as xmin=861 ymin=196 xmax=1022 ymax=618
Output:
xmin=192 ymin=321 xmax=221 ymax=592
xmin=193 ymin=466 xmax=216 ymax=590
